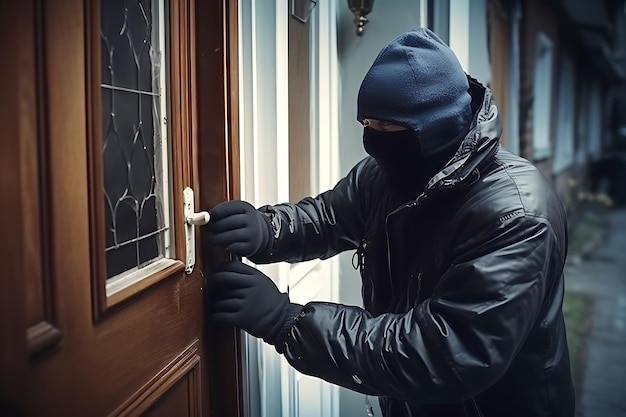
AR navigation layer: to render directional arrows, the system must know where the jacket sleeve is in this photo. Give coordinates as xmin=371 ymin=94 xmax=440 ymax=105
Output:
xmin=250 ymin=158 xmax=376 ymax=264
xmin=277 ymin=213 xmax=563 ymax=403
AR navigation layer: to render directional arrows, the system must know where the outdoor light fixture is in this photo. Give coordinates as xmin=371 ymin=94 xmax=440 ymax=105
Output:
xmin=347 ymin=0 xmax=375 ymax=36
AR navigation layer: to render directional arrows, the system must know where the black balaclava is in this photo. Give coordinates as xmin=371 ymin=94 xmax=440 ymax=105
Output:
xmin=357 ymin=28 xmax=473 ymax=202
xmin=363 ymin=127 xmax=462 ymax=202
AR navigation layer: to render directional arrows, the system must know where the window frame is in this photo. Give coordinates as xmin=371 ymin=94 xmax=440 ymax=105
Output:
xmin=532 ymin=31 xmax=554 ymax=162
xmin=86 ymin=0 xmax=196 ymax=319
xmin=553 ymin=55 xmax=576 ymax=173
xmin=587 ymin=80 xmax=604 ymax=161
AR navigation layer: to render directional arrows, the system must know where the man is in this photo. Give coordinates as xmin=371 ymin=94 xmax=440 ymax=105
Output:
xmin=207 ymin=28 xmax=575 ymax=416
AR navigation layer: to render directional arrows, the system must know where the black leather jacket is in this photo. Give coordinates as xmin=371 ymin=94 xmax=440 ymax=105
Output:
xmin=253 ymin=80 xmax=575 ymax=417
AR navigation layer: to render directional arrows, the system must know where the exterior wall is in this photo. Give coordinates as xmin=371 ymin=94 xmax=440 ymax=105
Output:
xmin=517 ymin=0 xmax=623 ymax=218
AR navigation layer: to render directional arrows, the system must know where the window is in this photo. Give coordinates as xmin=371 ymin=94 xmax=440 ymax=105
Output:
xmin=425 ymin=0 xmax=450 ymax=44
xmin=532 ymin=32 xmax=554 ymax=161
xmin=100 ymin=0 xmax=172 ymax=280
xmin=448 ymin=0 xmax=491 ymax=86
xmin=87 ymin=0 xmax=195 ymax=315
xmin=553 ymin=56 xmax=576 ymax=173
xmin=587 ymin=80 xmax=604 ymax=161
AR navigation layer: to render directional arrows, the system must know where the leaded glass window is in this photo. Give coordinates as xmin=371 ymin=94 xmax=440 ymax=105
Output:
xmin=101 ymin=0 xmax=171 ymax=279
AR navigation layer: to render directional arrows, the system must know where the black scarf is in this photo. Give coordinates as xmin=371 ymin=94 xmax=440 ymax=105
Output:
xmin=363 ymin=127 xmax=459 ymax=203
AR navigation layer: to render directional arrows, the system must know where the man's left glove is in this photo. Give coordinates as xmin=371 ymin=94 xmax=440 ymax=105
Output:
xmin=210 ymin=261 xmax=303 ymax=346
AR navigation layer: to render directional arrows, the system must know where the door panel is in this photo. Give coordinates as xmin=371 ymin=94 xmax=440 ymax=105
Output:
xmin=112 ymin=341 xmax=202 ymax=416
xmin=0 ymin=0 xmax=242 ymax=416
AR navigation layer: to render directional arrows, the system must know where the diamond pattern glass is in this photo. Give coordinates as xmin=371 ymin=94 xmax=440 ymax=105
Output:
xmin=101 ymin=0 xmax=167 ymax=278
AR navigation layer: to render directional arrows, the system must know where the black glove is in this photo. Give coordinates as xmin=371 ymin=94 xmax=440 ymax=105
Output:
xmin=210 ymin=261 xmax=302 ymax=345
xmin=208 ymin=200 xmax=273 ymax=258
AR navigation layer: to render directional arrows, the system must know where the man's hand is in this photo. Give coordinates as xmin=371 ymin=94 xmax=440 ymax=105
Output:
xmin=210 ymin=261 xmax=301 ymax=345
xmin=208 ymin=200 xmax=272 ymax=257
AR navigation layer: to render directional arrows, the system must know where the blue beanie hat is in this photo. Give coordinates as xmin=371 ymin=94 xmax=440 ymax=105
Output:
xmin=357 ymin=28 xmax=473 ymax=156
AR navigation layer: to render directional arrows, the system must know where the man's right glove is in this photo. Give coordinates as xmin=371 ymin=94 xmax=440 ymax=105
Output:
xmin=208 ymin=200 xmax=273 ymax=258
xmin=210 ymin=261 xmax=302 ymax=346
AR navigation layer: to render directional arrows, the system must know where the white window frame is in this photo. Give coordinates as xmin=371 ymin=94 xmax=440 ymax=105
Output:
xmin=553 ymin=56 xmax=576 ymax=173
xmin=420 ymin=0 xmax=451 ymax=43
xmin=449 ymin=0 xmax=491 ymax=85
xmin=238 ymin=1 xmax=340 ymax=416
xmin=532 ymin=32 xmax=554 ymax=161
xmin=587 ymin=80 xmax=604 ymax=161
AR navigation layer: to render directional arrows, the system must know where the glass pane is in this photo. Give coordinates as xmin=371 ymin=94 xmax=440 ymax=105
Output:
xmin=101 ymin=0 xmax=170 ymax=279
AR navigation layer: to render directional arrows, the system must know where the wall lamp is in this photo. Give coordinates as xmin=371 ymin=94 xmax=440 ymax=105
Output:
xmin=348 ymin=0 xmax=375 ymax=36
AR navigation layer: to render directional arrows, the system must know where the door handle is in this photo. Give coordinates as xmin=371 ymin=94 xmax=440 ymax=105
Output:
xmin=183 ymin=187 xmax=209 ymax=274
xmin=187 ymin=211 xmax=210 ymax=226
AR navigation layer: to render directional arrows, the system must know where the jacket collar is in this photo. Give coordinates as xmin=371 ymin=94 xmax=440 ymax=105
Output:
xmin=425 ymin=77 xmax=502 ymax=192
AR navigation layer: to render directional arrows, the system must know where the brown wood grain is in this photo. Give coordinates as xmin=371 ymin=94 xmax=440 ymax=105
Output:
xmin=487 ymin=0 xmax=510 ymax=147
xmin=196 ymin=0 xmax=245 ymax=416
xmin=85 ymin=0 xmax=109 ymax=320
xmin=15 ymin=0 xmax=64 ymax=358
xmin=111 ymin=341 xmax=201 ymax=416
xmin=288 ymin=16 xmax=312 ymax=202
xmin=0 ymin=1 xmax=31 ymax=414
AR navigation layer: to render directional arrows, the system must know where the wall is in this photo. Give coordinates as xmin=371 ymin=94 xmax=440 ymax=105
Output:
xmin=335 ymin=1 xmax=422 ymax=414
xmin=519 ymin=0 xmax=613 ymax=216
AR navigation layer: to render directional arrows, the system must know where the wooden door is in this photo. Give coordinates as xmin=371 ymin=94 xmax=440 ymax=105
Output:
xmin=0 ymin=0 xmax=243 ymax=416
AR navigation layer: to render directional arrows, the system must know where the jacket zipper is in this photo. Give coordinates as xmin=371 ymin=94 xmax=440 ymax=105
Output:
xmin=361 ymin=241 xmax=367 ymax=271
xmin=270 ymin=212 xmax=281 ymax=238
xmin=384 ymin=192 xmax=427 ymax=281
xmin=470 ymin=397 xmax=484 ymax=417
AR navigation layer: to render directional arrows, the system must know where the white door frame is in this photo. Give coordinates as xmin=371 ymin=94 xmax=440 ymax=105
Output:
xmin=238 ymin=1 xmax=341 ymax=416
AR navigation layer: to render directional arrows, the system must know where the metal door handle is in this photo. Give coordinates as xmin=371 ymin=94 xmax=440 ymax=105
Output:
xmin=187 ymin=211 xmax=210 ymax=226
xmin=183 ymin=187 xmax=209 ymax=274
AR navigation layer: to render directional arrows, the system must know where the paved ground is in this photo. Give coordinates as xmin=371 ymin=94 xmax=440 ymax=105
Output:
xmin=565 ymin=207 xmax=626 ymax=417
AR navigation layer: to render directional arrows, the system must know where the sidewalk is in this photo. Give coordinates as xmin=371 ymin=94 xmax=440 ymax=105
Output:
xmin=564 ymin=207 xmax=626 ymax=417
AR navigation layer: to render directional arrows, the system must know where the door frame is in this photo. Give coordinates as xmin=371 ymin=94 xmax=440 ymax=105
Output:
xmin=196 ymin=0 xmax=246 ymax=416
xmin=237 ymin=1 xmax=341 ymax=416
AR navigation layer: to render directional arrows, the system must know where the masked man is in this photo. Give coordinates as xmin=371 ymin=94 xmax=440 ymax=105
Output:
xmin=207 ymin=28 xmax=575 ymax=417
